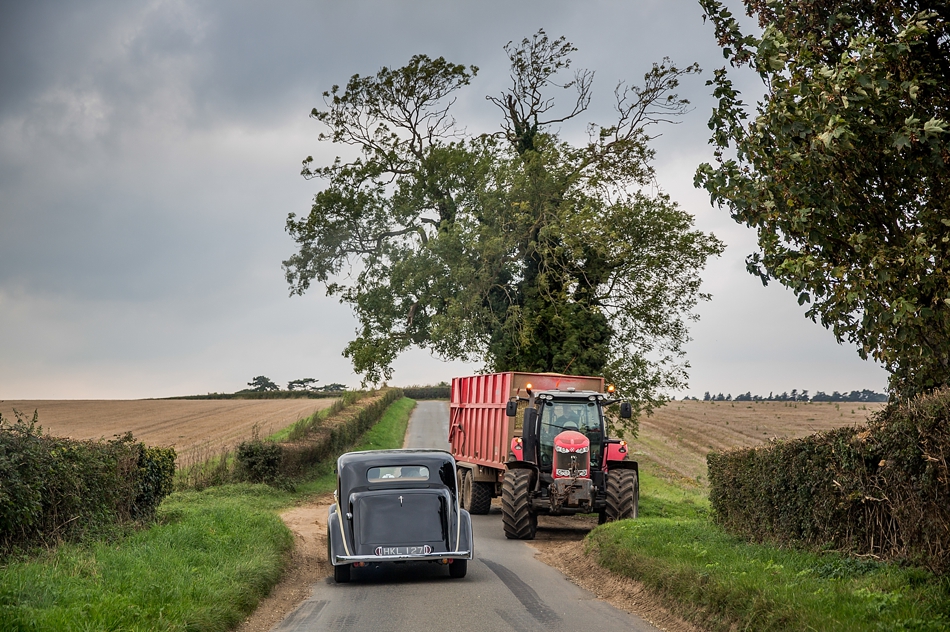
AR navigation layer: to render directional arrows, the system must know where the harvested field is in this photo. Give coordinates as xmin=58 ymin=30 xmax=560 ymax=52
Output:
xmin=632 ymin=399 xmax=886 ymax=485
xmin=0 ymin=399 xmax=336 ymax=464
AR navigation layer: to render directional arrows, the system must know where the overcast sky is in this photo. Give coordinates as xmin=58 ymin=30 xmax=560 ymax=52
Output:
xmin=0 ymin=0 xmax=888 ymax=400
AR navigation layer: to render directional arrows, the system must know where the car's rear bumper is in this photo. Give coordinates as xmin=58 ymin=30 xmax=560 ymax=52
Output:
xmin=332 ymin=550 xmax=473 ymax=565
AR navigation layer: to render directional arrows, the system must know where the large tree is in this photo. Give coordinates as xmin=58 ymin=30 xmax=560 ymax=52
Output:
xmin=285 ymin=31 xmax=723 ymax=418
xmin=696 ymin=1 xmax=950 ymax=399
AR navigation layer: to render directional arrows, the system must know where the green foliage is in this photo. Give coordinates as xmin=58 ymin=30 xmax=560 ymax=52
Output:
xmin=401 ymin=385 xmax=450 ymax=400
xmin=277 ymin=389 xmax=404 ymax=478
xmin=0 ymin=487 xmax=293 ymax=631
xmin=245 ymin=375 xmax=279 ymax=392
xmin=696 ymin=1 xmax=950 ymax=399
xmin=236 ymin=441 xmax=284 ymax=485
xmin=199 ymin=390 xmax=402 ymax=488
xmin=582 ymin=465 xmax=949 ymax=631
xmin=349 ymin=397 xmax=416 ymax=452
xmin=284 ymin=30 xmax=724 ymax=424
xmin=0 ymin=411 xmax=175 ymax=554
xmin=707 ymin=386 xmax=950 ymax=574
xmin=286 ymin=377 xmax=318 ymax=391
xmin=134 ymin=445 xmax=177 ymax=521
xmin=0 ymin=395 xmax=418 ymax=631
xmin=589 ymin=517 xmax=950 ymax=632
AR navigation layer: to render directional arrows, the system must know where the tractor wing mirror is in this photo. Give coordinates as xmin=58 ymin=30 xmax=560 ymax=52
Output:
xmin=506 ymin=400 xmax=518 ymax=417
xmin=619 ymin=402 xmax=632 ymax=419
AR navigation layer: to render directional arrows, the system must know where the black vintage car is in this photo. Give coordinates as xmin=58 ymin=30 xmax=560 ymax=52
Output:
xmin=327 ymin=449 xmax=474 ymax=582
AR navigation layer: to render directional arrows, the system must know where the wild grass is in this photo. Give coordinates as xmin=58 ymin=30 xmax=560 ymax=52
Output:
xmin=589 ymin=464 xmax=950 ymax=631
xmin=0 ymin=485 xmax=293 ymax=632
xmin=0 ymin=397 xmax=417 ymax=632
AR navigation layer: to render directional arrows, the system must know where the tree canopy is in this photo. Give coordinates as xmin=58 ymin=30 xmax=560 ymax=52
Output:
xmin=287 ymin=378 xmax=319 ymax=391
xmin=696 ymin=1 xmax=950 ymax=399
xmin=246 ymin=376 xmax=279 ymax=392
xmin=285 ymin=31 xmax=723 ymax=418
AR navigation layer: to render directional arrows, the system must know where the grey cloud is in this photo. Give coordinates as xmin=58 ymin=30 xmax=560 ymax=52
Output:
xmin=0 ymin=1 xmax=888 ymax=398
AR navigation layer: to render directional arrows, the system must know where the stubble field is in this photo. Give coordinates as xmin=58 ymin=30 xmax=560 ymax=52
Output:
xmin=0 ymin=398 xmax=336 ymax=464
xmin=632 ymin=399 xmax=886 ymax=484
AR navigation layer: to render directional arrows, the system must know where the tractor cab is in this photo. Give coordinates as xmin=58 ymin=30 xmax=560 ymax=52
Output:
xmin=536 ymin=396 xmax=604 ymax=478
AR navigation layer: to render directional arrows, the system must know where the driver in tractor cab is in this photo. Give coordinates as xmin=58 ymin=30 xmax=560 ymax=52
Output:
xmin=540 ymin=407 xmax=581 ymax=469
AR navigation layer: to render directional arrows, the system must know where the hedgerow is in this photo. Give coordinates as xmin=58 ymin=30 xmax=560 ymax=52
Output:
xmin=235 ymin=388 xmax=404 ymax=484
xmin=708 ymin=387 xmax=950 ymax=573
xmin=0 ymin=411 xmax=175 ymax=554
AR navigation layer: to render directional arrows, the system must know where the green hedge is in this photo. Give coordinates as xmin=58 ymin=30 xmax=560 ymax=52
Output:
xmin=708 ymin=387 xmax=950 ymax=574
xmin=0 ymin=411 xmax=176 ymax=554
xmin=401 ymin=385 xmax=450 ymax=400
xmin=236 ymin=388 xmax=404 ymax=483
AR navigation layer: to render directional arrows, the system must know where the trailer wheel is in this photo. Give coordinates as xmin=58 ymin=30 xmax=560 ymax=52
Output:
xmin=459 ymin=469 xmax=472 ymax=511
xmin=469 ymin=482 xmax=492 ymax=515
xmin=449 ymin=558 xmax=468 ymax=578
xmin=605 ymin=469 xmax=639 ymax=521
xmin=502 ymin=469 xmax=537 ymax=539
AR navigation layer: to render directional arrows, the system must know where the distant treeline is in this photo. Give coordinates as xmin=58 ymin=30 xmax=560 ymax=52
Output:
xmin=165 ymin=390 xmax=343 ymax=400
xmin=167 ymin=385 xmax=450 ymax=401
xmin=683 ymin=389 xmax=888 ymax=403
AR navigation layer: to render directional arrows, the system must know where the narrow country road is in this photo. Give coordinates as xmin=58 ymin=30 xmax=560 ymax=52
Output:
xmin=271 ymin=401 xmax=661 ymax=632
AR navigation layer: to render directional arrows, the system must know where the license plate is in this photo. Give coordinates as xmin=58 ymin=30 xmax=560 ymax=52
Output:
xmin=374 ymin=545 xmax=432 ymax=556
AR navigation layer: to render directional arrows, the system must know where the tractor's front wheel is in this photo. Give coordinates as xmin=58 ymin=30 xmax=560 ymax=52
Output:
xmin=604 ymin=469 xmax=639 ymax=522
xmin=502 ymin=469 xmax=537 ymax=539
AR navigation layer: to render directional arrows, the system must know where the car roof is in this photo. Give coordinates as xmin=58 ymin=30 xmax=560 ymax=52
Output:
xmin=337 ymin=449 xmax=456 ymax=492
xmin=338 ymin=449 xmax=454 ymax=467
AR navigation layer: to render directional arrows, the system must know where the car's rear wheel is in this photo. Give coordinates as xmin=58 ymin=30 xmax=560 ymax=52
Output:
xmin=449 ymin=558 xmax=468 ymax=578
xmin=502 ymin=469 xmax=536 ymax=539
xmin=333 ymin=562 xmax=351 ymax=583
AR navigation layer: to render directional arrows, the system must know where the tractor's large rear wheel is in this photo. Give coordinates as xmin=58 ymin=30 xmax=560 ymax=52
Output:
xmin=604 ymin=469 xmax=639 ymax=522
xmin=502 ymin=469 xmax=537 ymax=540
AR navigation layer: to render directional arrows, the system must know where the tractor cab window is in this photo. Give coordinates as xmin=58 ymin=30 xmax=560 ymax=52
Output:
xmin=538 ymin=402 xmax=603 ymax=471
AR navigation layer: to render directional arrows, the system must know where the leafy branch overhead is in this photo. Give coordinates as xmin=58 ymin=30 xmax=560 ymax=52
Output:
xmin=696 ymin=1 xmax=950 ymax=399
xmin=285 ymin=30 xmax=723 ymax=423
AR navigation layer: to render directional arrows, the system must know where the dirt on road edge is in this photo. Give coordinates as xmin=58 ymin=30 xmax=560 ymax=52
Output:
xmin=235 ymin=496 xmax=702 ymax=632
xmin=233 ymin=500 xmax=333 ymax=632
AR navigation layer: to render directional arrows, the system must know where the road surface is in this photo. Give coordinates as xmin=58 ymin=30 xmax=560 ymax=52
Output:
xmin=271 ymin=401 xmax=660 ymax=632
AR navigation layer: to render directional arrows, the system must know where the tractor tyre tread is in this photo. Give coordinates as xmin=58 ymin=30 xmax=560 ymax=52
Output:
xmin=501 ymin=469 xmax=536 ymax=540
xmin=469 ymin=481 xmax=492 ymax=515
xmin=605 ymin=469 xmax=639 ymax=522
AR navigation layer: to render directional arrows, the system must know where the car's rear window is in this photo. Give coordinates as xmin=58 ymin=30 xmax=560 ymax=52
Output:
xmin=367 ymin=465 xmax=429 ymax=482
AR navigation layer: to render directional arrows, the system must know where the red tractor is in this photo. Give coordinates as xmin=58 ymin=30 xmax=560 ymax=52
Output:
xmin=501 ymin=383 xmax=639 ymax=539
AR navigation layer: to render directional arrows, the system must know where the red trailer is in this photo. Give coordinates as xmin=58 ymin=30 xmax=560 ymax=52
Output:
xmin=449 ymin=372 xmax=607 ymax=514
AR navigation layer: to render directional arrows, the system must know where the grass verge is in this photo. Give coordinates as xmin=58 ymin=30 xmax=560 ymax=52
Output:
xmin=589 ymin=461 xmax=950 ymax=631
xmin=0 ymin=397 xmax=417 ymax=632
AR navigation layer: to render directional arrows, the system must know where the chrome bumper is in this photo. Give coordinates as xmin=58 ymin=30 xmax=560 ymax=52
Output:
xmin=332 ymin=549 xmax=473 ymax=565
